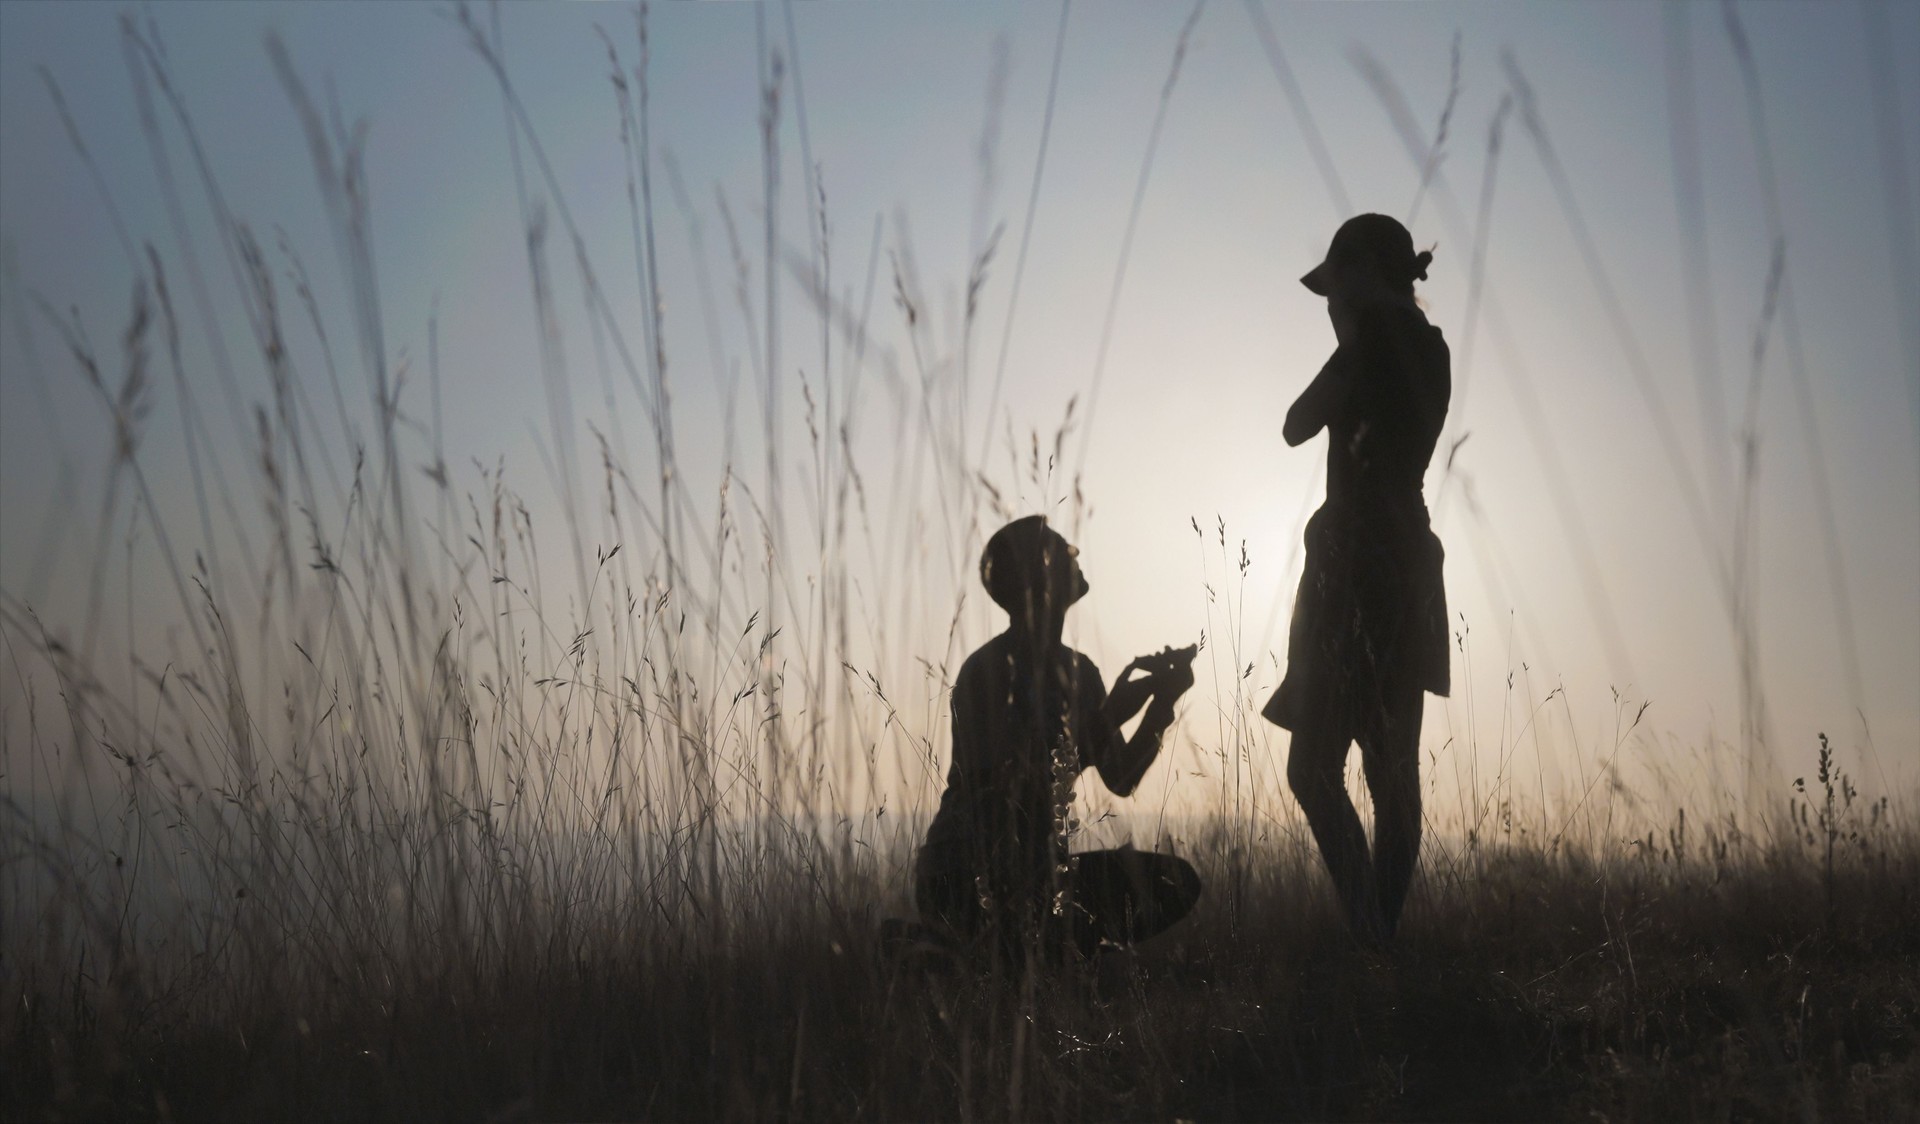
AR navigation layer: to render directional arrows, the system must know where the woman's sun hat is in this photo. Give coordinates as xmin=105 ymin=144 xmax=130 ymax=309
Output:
xmin=1301 ymin=213 xmax=1432 ymax=296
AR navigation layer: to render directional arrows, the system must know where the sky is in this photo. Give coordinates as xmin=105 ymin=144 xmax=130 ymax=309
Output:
xmin=2 ymin=1 xmax=1916 ymax=815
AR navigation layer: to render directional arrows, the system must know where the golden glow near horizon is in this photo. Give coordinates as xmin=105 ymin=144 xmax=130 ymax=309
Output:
xmin=1 ymin=1 xmax=1915 ymax=824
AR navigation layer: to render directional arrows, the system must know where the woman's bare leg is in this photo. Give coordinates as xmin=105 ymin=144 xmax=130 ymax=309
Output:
xmin=1360 ymin=688 xmax=1424 ymax=938
xmin=1287 ymin=721 xmax=1386 ymax=943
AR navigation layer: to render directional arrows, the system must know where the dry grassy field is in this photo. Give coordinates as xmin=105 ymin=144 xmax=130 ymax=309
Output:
xmin=8 ymin=772 xmax=1917 ymax=1120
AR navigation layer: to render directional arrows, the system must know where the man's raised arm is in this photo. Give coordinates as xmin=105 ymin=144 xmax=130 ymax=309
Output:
xmin=1095 ymin=648 xmax=1196 ymax=797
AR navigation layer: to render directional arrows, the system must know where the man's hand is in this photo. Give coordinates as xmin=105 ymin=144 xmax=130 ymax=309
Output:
xmin=1125 ymin=644 xmax=1197 ymax=701
xmin=1098 ymin=643 xmax=1197 ymax=797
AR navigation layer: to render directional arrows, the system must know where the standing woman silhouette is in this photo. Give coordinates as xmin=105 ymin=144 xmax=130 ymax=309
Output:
xmin=1264 ymin=214 xmax=1451 ymax=945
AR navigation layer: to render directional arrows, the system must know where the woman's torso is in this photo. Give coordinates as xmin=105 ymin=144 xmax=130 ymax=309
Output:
xmin=1322 ymin=300 xmax=1451 ymax=511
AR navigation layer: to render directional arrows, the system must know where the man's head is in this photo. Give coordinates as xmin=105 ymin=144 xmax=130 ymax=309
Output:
xmin=1300 ymin=213 xmax=1433 ymax=299
xmin=981 ymin=515 xmax=1087 ymax=629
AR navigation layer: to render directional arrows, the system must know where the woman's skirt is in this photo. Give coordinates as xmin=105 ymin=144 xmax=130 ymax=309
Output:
xmin=1262 ymin=497 xmax=1449 ymax=737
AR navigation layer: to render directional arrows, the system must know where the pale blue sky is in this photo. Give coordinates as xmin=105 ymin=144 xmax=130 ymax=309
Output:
xmin=3 ymin=2 xmax=1916 ymax=805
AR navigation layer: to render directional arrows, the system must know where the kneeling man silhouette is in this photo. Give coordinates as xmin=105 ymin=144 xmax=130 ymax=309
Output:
xmin=907 ymin=515 xmax=1202 ymax=970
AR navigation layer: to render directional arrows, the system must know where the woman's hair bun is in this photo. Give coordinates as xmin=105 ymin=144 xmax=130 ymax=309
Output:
xmin=1411 ymin=248 xmax=1434 ymax=282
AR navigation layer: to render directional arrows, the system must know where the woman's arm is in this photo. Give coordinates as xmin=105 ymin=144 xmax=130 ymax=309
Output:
xmin=1283 ymin=350 xmax=1352 ymax=447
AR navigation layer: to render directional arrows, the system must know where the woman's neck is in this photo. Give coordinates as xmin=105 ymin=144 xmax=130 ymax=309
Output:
xmin=1328 ymin=288 xmax=1420 ymax=343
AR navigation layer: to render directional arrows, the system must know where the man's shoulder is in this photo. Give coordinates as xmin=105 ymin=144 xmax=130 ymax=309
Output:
xmin=956 ymin=634 xmax=1012 ymax=686
xmin=954 ymin=637 xmax=1102 ymax=684
xmin=1066 ymin=646 xmax=1106 ymax=690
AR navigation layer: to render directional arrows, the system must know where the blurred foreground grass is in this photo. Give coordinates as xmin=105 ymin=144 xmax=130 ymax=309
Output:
xmin=8 ymin=791 xmax=1917 ymax=1122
